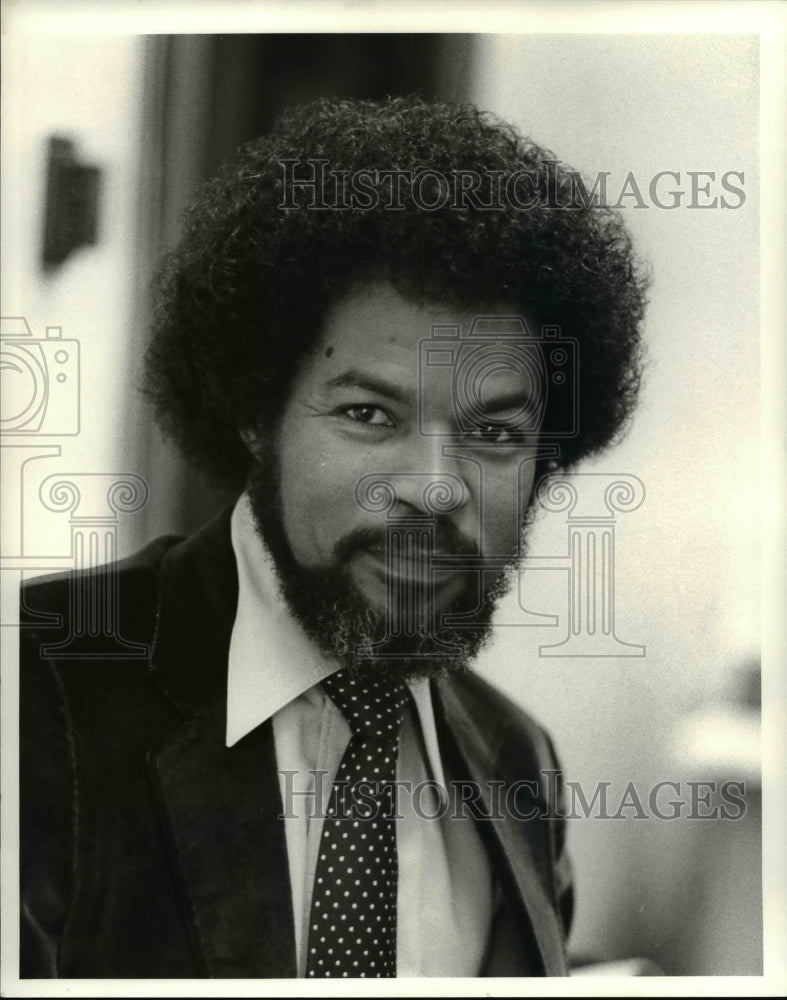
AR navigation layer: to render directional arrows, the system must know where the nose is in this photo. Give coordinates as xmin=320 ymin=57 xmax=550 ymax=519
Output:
xmin=387 ymin=432 xmax=470 ymax=520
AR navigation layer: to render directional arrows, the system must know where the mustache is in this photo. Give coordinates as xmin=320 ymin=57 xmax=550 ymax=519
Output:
xmin=333 ymin=520 xmax=478 ymax=564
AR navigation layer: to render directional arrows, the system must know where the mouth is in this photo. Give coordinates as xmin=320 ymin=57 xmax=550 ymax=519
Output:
xmin=351 ymin=545 xmax=468 ymax=596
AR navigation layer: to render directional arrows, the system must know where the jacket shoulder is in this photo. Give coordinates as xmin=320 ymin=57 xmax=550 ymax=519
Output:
xmin=444 ymin=669 xmax=561 ymax=771
xmin=21 ymin=534 xmax=182 ymax=617
xmin=18 ymin=532 xmax=188 ymax=977
xmin=23 ymin=535 xmax=181 ymax=648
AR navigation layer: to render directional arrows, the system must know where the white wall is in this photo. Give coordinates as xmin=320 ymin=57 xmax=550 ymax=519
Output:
xmin=469 ymin=35 xmax=760 ymax=972
xmin=2 ymin=35 xmax=148 ymax=565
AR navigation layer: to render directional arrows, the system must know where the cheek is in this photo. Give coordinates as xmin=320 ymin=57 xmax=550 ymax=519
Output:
xmin=518 ymin=462 xmax=539 ymax=506
xmin=478 ymin=459 xmax=539 ymax=550
xmin=277 ymin=428 xmax=375 ymax=561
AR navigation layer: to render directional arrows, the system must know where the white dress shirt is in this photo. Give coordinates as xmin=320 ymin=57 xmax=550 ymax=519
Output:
xmin=225 ymin=494 xmax=495 ymax=976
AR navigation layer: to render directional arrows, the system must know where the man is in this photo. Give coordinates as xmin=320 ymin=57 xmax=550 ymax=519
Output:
xmin=20 ymin=97 xmax=647 ymax=978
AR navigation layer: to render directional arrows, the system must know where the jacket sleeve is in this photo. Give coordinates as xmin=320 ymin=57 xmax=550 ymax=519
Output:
xmin=19 ymin=626 xmax=78 ymax=978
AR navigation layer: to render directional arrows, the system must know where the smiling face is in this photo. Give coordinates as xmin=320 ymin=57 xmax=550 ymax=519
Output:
xmin=245 ymin=280 xmax=544 ymax=678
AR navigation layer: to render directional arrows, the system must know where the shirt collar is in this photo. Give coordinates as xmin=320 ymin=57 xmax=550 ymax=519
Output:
xmin=226 ymin=494 xmax=446 ymax=785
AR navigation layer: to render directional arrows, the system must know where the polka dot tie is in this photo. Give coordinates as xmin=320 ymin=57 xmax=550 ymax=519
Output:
xmin=305 ymin=670 xmax=409 ymax=979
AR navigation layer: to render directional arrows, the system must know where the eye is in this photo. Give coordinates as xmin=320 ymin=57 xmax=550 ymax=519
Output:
xmin=341 ymin=404 xmax=396 ymax=428
xmin=466 ymin=422 xmax=518 ymax=445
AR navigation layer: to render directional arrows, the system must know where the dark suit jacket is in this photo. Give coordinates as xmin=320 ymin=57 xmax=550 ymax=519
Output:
xmin=20 ymin=508 xmax=573 ymax=978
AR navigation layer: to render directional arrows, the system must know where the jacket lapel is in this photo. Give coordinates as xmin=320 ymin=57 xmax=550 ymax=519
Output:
xmin=147 ymin=508 xmax=297 ymax=978
xmin=148 ymin=705 xmax=296 ymax=977
xmin=432 ymin=676 xmax=569 ymax=977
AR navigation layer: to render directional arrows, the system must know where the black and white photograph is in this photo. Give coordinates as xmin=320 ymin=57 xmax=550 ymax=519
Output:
xmin=1 ymin=1 xmax=783 ymax=994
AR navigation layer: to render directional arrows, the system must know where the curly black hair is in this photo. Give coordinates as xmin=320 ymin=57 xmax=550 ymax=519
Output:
xmin=144 ymin=96 xmax=648 ymax=490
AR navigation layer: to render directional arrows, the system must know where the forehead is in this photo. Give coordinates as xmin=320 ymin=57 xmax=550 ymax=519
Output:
xmin=315 ymin=281 xmax=522 ymax=362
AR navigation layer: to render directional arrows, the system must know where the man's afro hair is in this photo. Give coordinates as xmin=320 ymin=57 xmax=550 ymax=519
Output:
xmin=144 ymin=96 xmax=649 ymax=490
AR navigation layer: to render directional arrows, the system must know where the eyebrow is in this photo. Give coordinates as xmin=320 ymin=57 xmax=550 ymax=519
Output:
xmin=324 ymin=369 xmax=539 ymax=417
xmin=325 ymin=369 xmax=415 ymax=406
xmin=479 ymin=390 xmax=539 ymax=416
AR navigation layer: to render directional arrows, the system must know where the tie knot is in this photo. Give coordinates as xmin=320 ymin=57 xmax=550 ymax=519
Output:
xmin=322 ymin=670 xmax=409 ymax=741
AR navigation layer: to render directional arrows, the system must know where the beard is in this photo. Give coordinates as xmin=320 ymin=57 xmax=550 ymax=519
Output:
xmin=246 ymin=453 xmax=534 ymax=684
